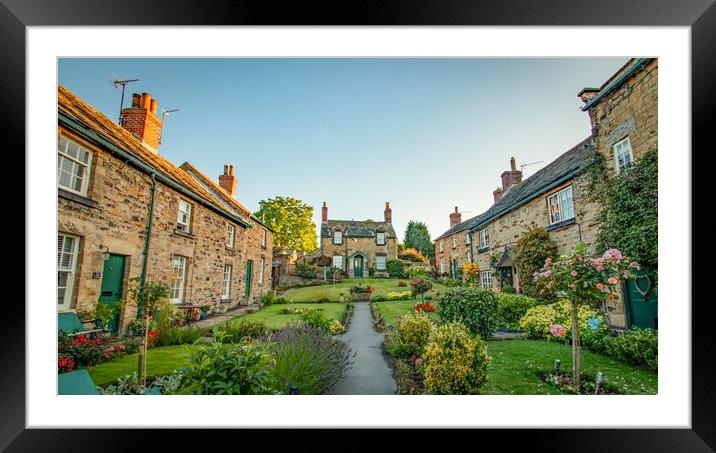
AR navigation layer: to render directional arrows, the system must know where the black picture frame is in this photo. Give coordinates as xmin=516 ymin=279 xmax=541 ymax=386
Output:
xmin=2 ymin=0 xmax=712 ymax=450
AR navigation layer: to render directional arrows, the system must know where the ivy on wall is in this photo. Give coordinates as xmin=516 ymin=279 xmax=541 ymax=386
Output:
xmin=588 ymin=149 xmax=658 ymax=275
xmin=514 ymin=226 xmax=559 ymax=300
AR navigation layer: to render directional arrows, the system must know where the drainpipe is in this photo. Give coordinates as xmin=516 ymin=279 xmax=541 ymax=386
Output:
xmin=138 ymin=172 xmax=158 ymax=317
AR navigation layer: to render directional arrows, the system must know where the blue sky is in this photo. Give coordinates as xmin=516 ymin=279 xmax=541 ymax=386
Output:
xmin=58 ymin=58 xmax=626 ymax=241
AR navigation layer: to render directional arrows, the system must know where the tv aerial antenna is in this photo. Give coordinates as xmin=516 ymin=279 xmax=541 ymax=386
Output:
xmin=159 ymin=108 xmax=180 ymax=145
xmin=112 ymin=77 xmax=139 ymax=124
xmin=520 ymin=160 xmax=544 ymax=175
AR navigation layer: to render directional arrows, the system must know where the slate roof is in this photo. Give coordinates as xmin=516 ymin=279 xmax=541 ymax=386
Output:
xmin=321 ymin=220 xmax=397 ymax=239
xmin=435 ymin=136 xmax=595 ymax=241
xmin=57 ymin=85 xmax=254 ymax=227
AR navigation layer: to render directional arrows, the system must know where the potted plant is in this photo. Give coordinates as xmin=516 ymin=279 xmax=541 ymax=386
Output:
xmin=349 ymin=284 xmax=375 ymax=302
xmin=94 ymin=303 xmax=115 ymax=331
xmin=128 ymin=319 xmax=145 ymax=337
xmin=199 ymin=305 xmax=212 ymax=320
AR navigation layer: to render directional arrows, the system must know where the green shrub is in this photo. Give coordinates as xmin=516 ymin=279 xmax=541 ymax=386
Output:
xmin=275 ymin=297 xmax=288 ymax=305
xmin=603 ymin=328 xmax=658 ymax=371
xmin=423 ymin=321 xmax=491 ymax=394
xmin=438 ymin=278 xmax=464 ymax=288
xmin=220 ymin=319 xmax=270 ymax=342
xmin=371 ymin=295 xmax=388 ymax=302
xmin=295 ymin=262 xmax=318 ymax=279
xmin=155 ymin=326 xmax=204 ymax=347
xmin=514 ymin=226 xmax=559 ymax=300
xmin=179 ymin=333 xmax=277 ymax=395
xmin=387 ymin=291 xmax=412 ymax=301
xmin=301 ymin=309 xmax=331 ymax=330
xmin=396 ymin=313 xmax=433 ymax=357
xmin=409 ymin=267 xmax=431 ymax=279
xmin=261 ymin=291 xmax=276 ymax=307
xmin=518 ymin=300 xmax=606 ymax=344
xmin=316 ymin=295 xmax=330 ymax=304
xmin=268 ymin=323 xmax=355 ymax=394
xmin=386 ymin=259 xmax=406 ymax=278
xmin=501 ymin=285 xmax=516 ymax=294
xmin=436 ymin=287 xmax=500 ymax=339
xmin=497 ymin=294 xmax=536 ymax=330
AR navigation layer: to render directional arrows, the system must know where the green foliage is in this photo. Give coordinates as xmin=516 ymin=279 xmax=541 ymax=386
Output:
xmin=436 ymin=287 xmax=500 ymax=339
xmin=438 ymin=278 xmax=464 ymax=288
xmin=125 ymin=277 xmax=171 ymax=318
xmin=514 ymin=227 xmax=559 ymax=299
xmin=261 ymin=291 xmax=276 ymax=307
xmin=423 ymin=322 xmax=491 ymax=394
xmin=274 ymin=297 xmax=288 ymax=305
xmin=295 ymin=262 xmax=318 ymax=279
xmin=518 ymin=300 xmax=606 ymax=344
xmin=386 ymin=291 xmax=412 ymax=301
xmin=497 ymin=294 xmax=536 ymax=330
xmin=155 ymin=326 xmax=204 ymax=347
xmin=268 ymin=323 xmax=355 ymax=394
xmin=398 ymin=248 xmax=427 ymax=262
xmin=592 ymin=149 xmax=658 ymax=275
xmin=98 ymin=370 xmax=184 ymax=395
xmin=93 ymin=303 xmax=115 ymax=328
xmin=179 ymin=333 xmax=278 ymax=395
xmin=218 ymin=319 xmax=270 ymax=342
xmin=603 ymin=328 xmax=658 ymax=371
xmin=300 ymin=309 xmax=331 ymax=331
xmin=409 ymin=267 xmax=431 ymax=279
xmin=409 ymin=278 xmax=433 ymax=299
xmin=371 ymin=295 xmax=388 ymax=302
xmin=396 ymin=313 xmax=433 ymax=357
xmin=404 ymin=221 xmax=435 ymax=258
xmin=501 ymin=285 xmax=516 ymax=294
xmin=386 ymin=259 xmax=406 ymax=278
xmin=254 ymin=196 xmax=318 ymax=252
xmin=316 ymin=295 xmax=331 ymax=304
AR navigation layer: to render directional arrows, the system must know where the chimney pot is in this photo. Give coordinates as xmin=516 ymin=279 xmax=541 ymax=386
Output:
xmin=321 ymin=202 xmax=328 ymax=222
xmin=449 ymin=206 xmax=462 ymax=227
xmin=384 ymin=202 xmax=392 ymax=223
xmin=223 ymin=164 xmax=228 ymax=175
xmin=120 ymin=92 xmax=163 ymax=152
xmin=141 ymin=93 xmax=152 ymax=110
xmin=131 ymin=93 xmax=141 ymax=108
xmin=229 ymin=164 xmax=234 ymax=176
xmin=510 ymin=157 xmax=516 ymax=171
xmin=150 ymin=99 xmax=158 ymax=114
xmin=218 ymin=163 xmax=237 ymax=197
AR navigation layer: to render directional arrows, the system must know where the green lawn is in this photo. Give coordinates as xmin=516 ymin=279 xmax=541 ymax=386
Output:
xmin=281 ymin=278 xmax=447 ymax=303
xmin=482 ymin=339 xmax=658 ymax=395
xmin=373 ymin=300 xmax=438 ymax=326
xmin=88 ymin=345 xmax=197 ymax=386
xmin=229 ymin=302 xmax=348 ymax=329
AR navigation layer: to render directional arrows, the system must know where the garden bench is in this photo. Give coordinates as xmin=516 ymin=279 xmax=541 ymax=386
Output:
xmin=58 ymin=311 xmax=104 ymax=338
xmin=58 ymin=369 xmax=99 ymax=395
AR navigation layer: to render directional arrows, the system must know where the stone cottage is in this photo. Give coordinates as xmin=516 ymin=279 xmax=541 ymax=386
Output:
xmin=57 ymin=86 xmax=273 ymax=333
xmin=317 ymin=202 xmax=398 ymax=278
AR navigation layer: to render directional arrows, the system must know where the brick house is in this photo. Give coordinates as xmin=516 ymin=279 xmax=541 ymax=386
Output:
xmin=433 ymin=58 xmax=657 ymax=330
xmin=57 ymin=85 xmax=273 ymax=333
xmin=317 ymin=202 xmax=398 ymax=278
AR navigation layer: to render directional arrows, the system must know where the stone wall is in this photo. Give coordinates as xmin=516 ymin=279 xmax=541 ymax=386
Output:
xmin=57 ymin=126 xmax=272 ymax=333
xmin=434 ymin=229 xmax=472 ymax=277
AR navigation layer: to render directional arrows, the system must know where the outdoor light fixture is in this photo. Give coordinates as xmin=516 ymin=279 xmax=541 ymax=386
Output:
xmin=99 ymin=244 xmax=110 ymax=261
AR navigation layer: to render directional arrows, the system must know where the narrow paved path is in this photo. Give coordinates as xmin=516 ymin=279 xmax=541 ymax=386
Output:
xmin=330 ymin=303 xmax=397 ymax=395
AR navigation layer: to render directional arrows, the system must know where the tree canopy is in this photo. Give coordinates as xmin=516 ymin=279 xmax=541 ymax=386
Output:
xmin=404 ymin=221 xmax=434 ymax=258
xmin=254 ymin=196 xmax=318 ymax=252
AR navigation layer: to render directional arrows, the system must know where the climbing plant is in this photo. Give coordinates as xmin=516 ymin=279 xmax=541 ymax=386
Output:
xmin=514 ymin=227 xmax=559 ymax=300
xmin=587 ymin=149 xmax=658 ymax=280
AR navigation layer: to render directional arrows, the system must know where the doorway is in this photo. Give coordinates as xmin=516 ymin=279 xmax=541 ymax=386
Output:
xmin=98 ymin=254 xmax=125 ymax=334
xmin=245 ymin=260 xmax=253 ymax=301
xmin=354 ymin=256 xmax=364 ymax=278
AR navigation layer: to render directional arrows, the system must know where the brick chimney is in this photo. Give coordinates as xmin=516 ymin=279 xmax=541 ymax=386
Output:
xmin=449 ymin=206 xmax=462 ymax=227
xmin=218 ymin=164 xmax=237 ymax=197
xmin=321 ymin=202 xmax=328 ymax=222
xmin=120 ymin=92 xmax=163 ymax=152
xmin=500 ymin=157 xmax=523 ymax=191
xmin=493 ymin=187 xmax=504 ymax=202
xmin=384 ymin=202 xmax=392 ymax=223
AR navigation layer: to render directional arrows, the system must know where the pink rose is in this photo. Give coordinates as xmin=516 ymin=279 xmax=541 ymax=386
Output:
xmin=597 ymin=265 xmax=604 ymax=272
xmin=608 ymin=277 xmax=618 ymax=285
xmin=596 ymin=282 xmax=604 ymax=290
xmin=571 ymin=270 xmax=578 ymax=277
xmin=545 ymin=270 xmax=552 ymax=277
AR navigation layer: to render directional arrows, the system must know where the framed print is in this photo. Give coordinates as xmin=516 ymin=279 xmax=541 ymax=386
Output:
xmin=3 ymin=0 xmax=714 ymax=450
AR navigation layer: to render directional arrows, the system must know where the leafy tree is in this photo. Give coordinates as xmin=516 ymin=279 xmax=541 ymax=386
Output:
xmin=254 ymin=196 xmax=318 ymax=252
xmin=514 ymin=226 xmax=559 ymax=299
xmin=404 ymin=221 xmax=434 ymax=258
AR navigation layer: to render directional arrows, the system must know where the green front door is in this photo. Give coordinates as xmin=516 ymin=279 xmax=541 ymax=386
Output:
xmin=354 ymin=256 xmax=363 ymax=278
xmin=245 ymin=260 xmax=253 ymax=299
xmin=452 ymin=260 xmax=459 ymax=279
xmin=98 ymin=254 xmax=125 ymax=333
xmin=624 ymin=271 xmax=658 ymax=329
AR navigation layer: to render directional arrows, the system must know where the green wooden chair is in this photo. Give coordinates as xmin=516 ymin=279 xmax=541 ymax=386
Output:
xmin=58 ymin=311 xmax=104 ymax=338
xmin=58 ymin=369 xmax=99 ymax=395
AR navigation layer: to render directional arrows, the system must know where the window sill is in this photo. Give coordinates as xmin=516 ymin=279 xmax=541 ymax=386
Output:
xmin=478 ymin=247 xmax=490 ymax=253
xmin=173 ymin=228 xmax=195 ymax=239
xmin=58 ymin=188 xmax=99 ymax=209
xmin=226 ymin=246 xmax=236 ymax=252
xmin=546 ymin=217 xmax=576 ymax=231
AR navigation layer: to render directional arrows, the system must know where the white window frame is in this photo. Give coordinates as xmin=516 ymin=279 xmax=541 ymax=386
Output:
xmin=58 ymin=135 xmax=93 ymax=196
xmin=479 ymin=228 xmax=489 ymax=249
xmin=57 ymin=233 xmax=80 ymax=311
xmin=333 ymin=231 xmax=342 ymax=245
xmin=170 ymin=256 xmax=187 ymax=304
xmin=547 ymin=185 xmax=575 ymax=226
xmin=259 ymin=257 xmax=265 ymax=284
xmin=177 ymin=200 xmax=192 ymax=232
xmin=440 ymin=258 xmax=446 ymax=274
xmin=452 ymin=236 xmax=457 ymax=249
xmin=222 ymin=264 xmax=232 ymax=300
xmin=613 ymin=137 xmax=634 ymax=174
xmin=332 ymin=255 xmax=343 ymax=270
xmin=466 ymin=233 xmax=471 ymax=245
xmin=439 ymin=241 xmax=444 ymax=252
xmin=376 ymin=232 xmax=385 ymax=245
xmin=261 ymin=229 xmax=267 ymax=247
xmin=481 ymin=271 xmax=493 ymax=289
xmin=376 ymin=255 xmax=387 ymax=271
xmin=227 ymin=223 xmax=235 ymax=248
